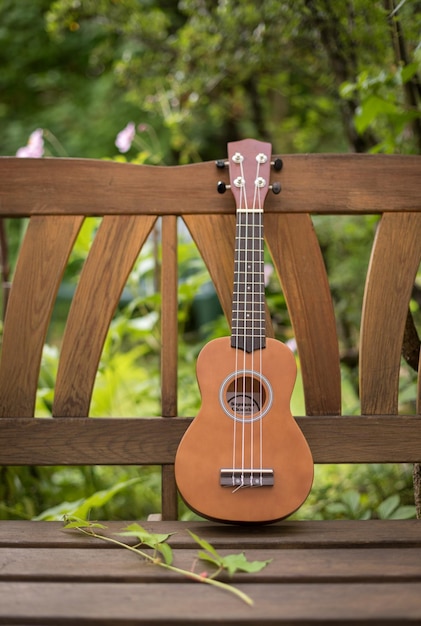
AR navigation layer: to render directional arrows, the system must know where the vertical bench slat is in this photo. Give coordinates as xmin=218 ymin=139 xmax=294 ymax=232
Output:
xmin=160 ymin=215 xmax=179 ymax=520
xmin=183 ymin=214 xmax=275 ymax=337
xmin=418 ymin=350 xmax=421 ymax=413
xmin=265 ymin=213 xmax=342 ymax=416
xmin=183 ymin=214 xmax=236 ymax=324
xmin=360 ymin=212 xmax=421 ymax=415
xmin=53 ymin=215 xmax=156 ymax=417
xmin=161 ymin=216 xmax=178 ymax=418
xmin=0 ymin=215 xmax=84 ymax=417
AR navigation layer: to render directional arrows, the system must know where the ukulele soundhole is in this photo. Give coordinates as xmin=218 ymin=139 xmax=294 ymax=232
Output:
xmin=219 ymin=370 xmax=273 ymax=423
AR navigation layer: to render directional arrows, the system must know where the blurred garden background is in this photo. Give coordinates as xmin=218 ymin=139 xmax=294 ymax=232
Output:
xmin=0 ymin=0 xmax=420 ymax=521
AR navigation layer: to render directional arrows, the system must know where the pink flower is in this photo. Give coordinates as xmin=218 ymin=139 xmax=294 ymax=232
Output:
xmin=115 ymin=122 xmax=136 ymax=153
xmin=16 ymin=128 xmax=44 ymax=158
xmin=286 ymin=337 xmax=297 ymax=354
xmin=264 ymin=263 xmax=274 ymax=286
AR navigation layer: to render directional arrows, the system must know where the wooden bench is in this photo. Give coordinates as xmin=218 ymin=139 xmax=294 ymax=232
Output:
xmin=0 ymin=148 xmax=420 ymax=624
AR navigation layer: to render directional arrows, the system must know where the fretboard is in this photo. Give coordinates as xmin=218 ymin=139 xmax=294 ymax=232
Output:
xmin=231 ymin=211 xmax=266 ymax=353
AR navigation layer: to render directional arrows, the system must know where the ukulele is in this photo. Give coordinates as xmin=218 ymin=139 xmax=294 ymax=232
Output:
xmin=175 ymin=139 xmax=314 ymax=524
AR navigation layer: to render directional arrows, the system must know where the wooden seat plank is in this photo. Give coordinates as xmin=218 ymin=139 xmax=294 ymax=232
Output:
xmin=1 ymin=581 xmax=421 ymax=625
xmin=2 ymin=546 xmax=421 ymax=583
xmin=53 ymin=214 xmax=156 ymax=417
xmin=360 ymin=212 xmax=421 ymax=414
xmin=1 ymin=520 xmax=420 ymax=549
xmin=0 ymin=215 xmax=83 ymax=417
xmin=265 ymin=213 xmax=341 ymax=415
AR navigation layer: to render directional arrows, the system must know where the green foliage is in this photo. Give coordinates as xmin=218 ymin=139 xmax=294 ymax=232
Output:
xmin=34 ymin=477 xmax=143 ymax=521
xmin=3 ymin=0 xmax=419 ymax=159
xmin=293 ymin=463 xmax=416 ymax=520
xmin=0 ymin=0 xmax=151 ymax=158
xmin=341 ymin=65 xmax=421 ymax=153
xmin=0 ymin=465 xmax=162 ymax=521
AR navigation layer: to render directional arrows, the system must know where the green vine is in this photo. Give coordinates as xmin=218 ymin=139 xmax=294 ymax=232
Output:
xmin=63 ymin=517 xmax=271 ymax=606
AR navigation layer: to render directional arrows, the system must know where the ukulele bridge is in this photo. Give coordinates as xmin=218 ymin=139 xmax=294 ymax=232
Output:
xmin=220 ymin=468 xmax=274 ymax=487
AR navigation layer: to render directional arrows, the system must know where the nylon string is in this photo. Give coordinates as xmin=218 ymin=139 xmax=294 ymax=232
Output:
xmin=232 ymin=152 xmax=265 ymax=490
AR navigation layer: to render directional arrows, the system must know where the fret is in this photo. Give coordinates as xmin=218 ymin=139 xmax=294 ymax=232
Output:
xmin=232 ymin=327 xmax=265 ymax=333
xmin=232 ymin=313 xmax=266 ymax=320
xmin=232 ymin=332 xmax=266 ymax=338
xmin=234 ymin=253 xmax=263 ymax=262
xmin=233 ymin=283 xmax=264 ymax=291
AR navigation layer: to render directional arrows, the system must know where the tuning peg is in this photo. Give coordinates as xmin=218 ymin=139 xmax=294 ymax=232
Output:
xmin=270 ymin=182 xmax=282 ymax=194
xmin=271 ymin=158 xmax=283 ymax=171
xmin=217 ymin=181 xmax=230 ymax=194
xmin=215 ymin=160 xmax=229 ymax=169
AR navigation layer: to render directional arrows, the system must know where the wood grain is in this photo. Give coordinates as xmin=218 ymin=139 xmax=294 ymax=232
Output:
xmin=0 ymin=581 xmax=420 ymax=624
xmin=265 ymin=213 xmax=341 ymax=415
xmin=1 ymin=520 xmax=420 ymax=549
xmin=1 ymin=155 xmax=421 ymax=216
xmin=161 ymin=216 xmax=178 ymax=418
xmin=53 ymin=215 xmax=156 ymax=417
xmin=0 ymin=416 xmax=420 ymax=465
xmin=0 ymin=215 xmax=83 ymax=417
xmin=184 ymin=214 xmax=275 ymax=337
xmin=1 ymin=519 xmax=420 ymax=625
xmin=2 ymin=547 xmax=421 ymax=582
xmin=360 ymin=212 xmax=421 ymax=414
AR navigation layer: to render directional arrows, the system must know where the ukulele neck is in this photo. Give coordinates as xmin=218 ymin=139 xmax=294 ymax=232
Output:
xmin=226 ymin=138 xmax=272 ymax=354
xmin=231 ymin=207 xmax=266 ymax=353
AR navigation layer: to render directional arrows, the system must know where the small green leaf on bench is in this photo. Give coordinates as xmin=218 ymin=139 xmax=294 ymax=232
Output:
xmin=188 ymin=530 xmax=271 ymax=577
xmin=62 ymin=515 xmax=107 ymax=530
xmin=117 ymin=523 xmax=175 ymax=564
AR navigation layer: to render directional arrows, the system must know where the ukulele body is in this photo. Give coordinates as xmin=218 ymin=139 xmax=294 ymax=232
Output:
xmin=175 ymin=336 xmax=314 ymax=524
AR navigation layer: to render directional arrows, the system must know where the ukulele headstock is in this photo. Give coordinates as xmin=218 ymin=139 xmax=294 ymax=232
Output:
xmin=226 ymin=138 xmax=273 ymax=211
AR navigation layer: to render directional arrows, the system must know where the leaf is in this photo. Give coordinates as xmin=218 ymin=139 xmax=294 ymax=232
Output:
xmin=400 ymin=63 xmax=419 ymax=85
xmin=218 ymin=553 xmax=272 ymax=577
xmin=354 ymin=95 xmax=398 ymax=133
xmin=377 ymin=494 xmax=400 ymax=519
xmin=389 ymin=505 xmax=416 ymax=520
xmin=197 ymin=550 xmax=221 ymax=569
xmin=36 ymin=477 xmax=143 ymax=521
xmin=117 ymin=523 xmax=174 ymax=565
xmin=341 ymin=490 xmax=362 ymax=516
xmin=118 ymin=522 xmax=174 ymax=545
xmin=190 ymin=531 xmax=271 ymax=577
xmin=155 ymin=542 xmax=173 ymax=565
xmin=63 ymin=515 xmax=107 ymax=530
xmin=377 ymin=496 xmax=416 ymax=520
xmin=188 ymin=531 xmax=220 ymax=559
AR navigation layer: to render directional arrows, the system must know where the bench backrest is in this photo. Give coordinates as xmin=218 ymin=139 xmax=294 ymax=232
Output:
xmin=0 ymin=152 xmax=420 ymax=519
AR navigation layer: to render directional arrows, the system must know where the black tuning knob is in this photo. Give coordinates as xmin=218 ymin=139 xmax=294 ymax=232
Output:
xmin=215 ymin=160 xmax=228 ymax=169
xmin=271 ymin=182 xmax=282 ymax=195
xmin=272 ymin=158 xmax=283 ymax=171
xmin=217 ymin=181 xmax=228 ymax=194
